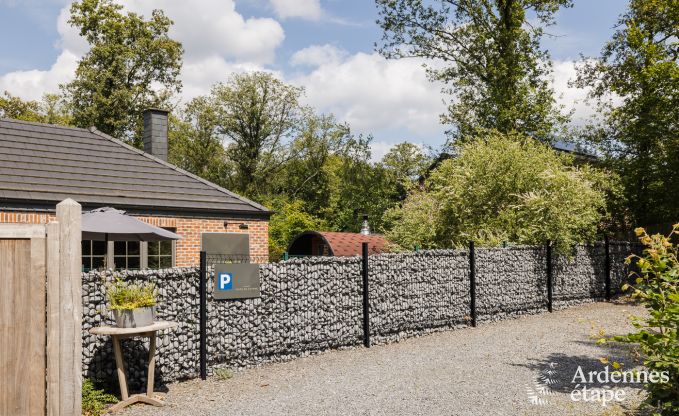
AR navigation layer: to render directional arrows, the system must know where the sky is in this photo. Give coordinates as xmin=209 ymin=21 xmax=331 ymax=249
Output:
xmin=0 ymin=0 xmax=628 ymax=159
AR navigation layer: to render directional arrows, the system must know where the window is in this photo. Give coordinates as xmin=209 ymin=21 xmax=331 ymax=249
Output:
xmin=82 ymin=240 xmax=107 ymax=272
xmin=113 ymin=241 xmax=141 ymax=270
xmin=147 ymin=228 xmax=175 ymax=269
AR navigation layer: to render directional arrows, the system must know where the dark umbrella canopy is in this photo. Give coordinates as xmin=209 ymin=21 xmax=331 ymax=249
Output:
xmin=82 ymin=207 xmax=181 ymax=241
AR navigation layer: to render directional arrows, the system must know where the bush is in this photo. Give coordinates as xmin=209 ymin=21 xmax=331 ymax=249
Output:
xmin=386 ymin=131 xmax=615 ymax=253
xmin=609 ymin=225 xmax=679 ymax=414
xmin=82 ymin=379 xmax=118 ymax=416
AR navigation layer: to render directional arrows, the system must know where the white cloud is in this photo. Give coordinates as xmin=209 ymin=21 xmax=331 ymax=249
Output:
xmin=0 ymin=0 xmax=284 ymax=102
xmin=289 ymin=45 xmax=447 ymax=142
xmin=290 ymin=44 xmax=346 ymax=67
xmin=552 ymin=59 xmax=596 ymax=125
xmin=269 ymin=0 xmax=322 ymax=20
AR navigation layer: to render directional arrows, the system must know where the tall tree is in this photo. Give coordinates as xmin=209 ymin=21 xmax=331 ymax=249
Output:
xmin=376 ymin=0 xmax=571 ymax=142
xmin=574 ymin=0 xmax=679 ymax=226
xmin=63 ymin=0 xmax=183 ymax=144
xmin=212 ymin=72 xmax=304 ymax=198
xmin=381 ymin=142 xmax=431 ymax=200
xmin=169 ymin=96 xmax=231 ymax=187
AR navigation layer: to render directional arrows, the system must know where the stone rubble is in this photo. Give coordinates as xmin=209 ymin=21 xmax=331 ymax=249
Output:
xmin=81 ymin=241 xmax=638 ymax=390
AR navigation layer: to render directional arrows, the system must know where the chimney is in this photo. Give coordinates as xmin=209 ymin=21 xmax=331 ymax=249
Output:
xmin=360 ymin=214 xmax=371 ymax=235
xmin=143 ymin=108 xmax=169 ymax=161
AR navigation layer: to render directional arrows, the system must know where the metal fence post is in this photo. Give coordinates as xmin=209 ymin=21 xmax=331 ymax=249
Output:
xmin=361 ymin=242 xmax=370 ymax=347
xmin=469 ymin=241 xmax=477 ymax=327
xmin=199 ymin=250 xmax=207 ymax=380
xmin=604 ymin=235 xmax=611 ymax=301
xmin=546 ymin=241 xmax=553 ymax=313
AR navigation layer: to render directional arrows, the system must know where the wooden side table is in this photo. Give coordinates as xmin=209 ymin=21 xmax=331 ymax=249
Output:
xmin=89 ymin=321 xmax=178 ymax=412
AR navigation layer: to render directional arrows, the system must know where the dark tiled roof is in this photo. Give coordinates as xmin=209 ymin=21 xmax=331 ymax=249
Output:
xmin=0 ymin=118 xmax=270 ymax=216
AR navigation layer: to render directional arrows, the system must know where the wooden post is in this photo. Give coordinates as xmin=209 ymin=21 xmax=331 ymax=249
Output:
xmin=361 ymin=242 xmax=370 ymax=348
xmin=469 ymin=241 xmax=477 ymax=327
xmin=56 ymin=199 xmax=82 ymax=416
xmin=46 ymin=221 xmax=60 ymax=416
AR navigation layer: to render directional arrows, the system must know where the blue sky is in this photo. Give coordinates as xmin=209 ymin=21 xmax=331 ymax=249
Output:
xmin=0 ymin=0 xmax=628 ymax=157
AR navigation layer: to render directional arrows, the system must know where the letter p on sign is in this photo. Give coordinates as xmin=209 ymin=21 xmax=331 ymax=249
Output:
xmin=218 ymin=272 xmax=233 ymax=290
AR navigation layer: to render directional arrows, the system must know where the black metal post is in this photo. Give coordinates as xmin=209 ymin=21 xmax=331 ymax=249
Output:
xmin=469 ymin=241 xmax=477 ymax=327
xmin=361 ymin=242 xmax=370 ymax=348
xmin=604 ymin=235 xmax=611 ymax=301
xmin=546 ymin=241 xmax=553 ymax=313
xmin=199 ymin=250 xmax=207 ymax=380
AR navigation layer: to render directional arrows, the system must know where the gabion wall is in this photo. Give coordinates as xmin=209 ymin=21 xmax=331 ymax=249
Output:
xmin=475 ymin=247 xmax=548 ymax=322
xmin=82 ymin=242 xmax=637 ymax=390
xmin=368 ymin=250 xmax=470 ymax=343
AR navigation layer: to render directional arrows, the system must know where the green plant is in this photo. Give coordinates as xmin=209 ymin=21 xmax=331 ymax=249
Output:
xmin=604 ymin=225 xmax=679 ymax=415
xmin=82 ymin=379 xmax=117 ymax=416
xmin=214 ymin=367 xmax=234 ymax=380
xmin=106 ymin=278 xmax=156 ymax=310
xmin=386 ymin=131 xmax=614 ymax=253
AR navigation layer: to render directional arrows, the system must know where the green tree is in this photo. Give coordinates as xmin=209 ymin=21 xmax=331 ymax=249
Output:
xmin=322 ymin=135 xmax=400 ymax=233
xmin=376 ymin=0 xmax=571 ymax=141
xmin=212 ymin=72 xmax=304 ymax=198
xmin=279 ymin=112 xmax=353 ymax=215
xmin=265 ymin=197 xmax=328 ymax=261
xmin=574 ymin=0 xmax=679 ymax=226
xmin=63 ymin=0 xmax=183 ymax=144
xmin=381 ymin=142 xmax=431 ymax=200
xmin=0 ymin=91 xmax=72 ymax=125
xmin=386 ymin=131 xmax=614 ymax=253
xmin=169 ymin=96 xmax=231 ymax=186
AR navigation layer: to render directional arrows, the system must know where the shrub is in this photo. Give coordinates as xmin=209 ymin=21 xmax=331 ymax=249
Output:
xmin=106 ymin=278 xmax=156 ymax=310
xmin=609 ymin=225 xmax=679 ymax=414
xmin=82 ymin=379 xmax=118 ymax=416
xmin=386 ymin=131 xmax=615 ymax=253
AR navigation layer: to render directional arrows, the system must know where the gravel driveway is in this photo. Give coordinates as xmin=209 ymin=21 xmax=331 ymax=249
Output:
xmin=122 ymin=301 xmax=646 ymax=416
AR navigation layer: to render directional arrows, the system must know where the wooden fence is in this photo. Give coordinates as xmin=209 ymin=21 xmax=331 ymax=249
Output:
xmin=0 ymin=199 xmax=82 ymax=416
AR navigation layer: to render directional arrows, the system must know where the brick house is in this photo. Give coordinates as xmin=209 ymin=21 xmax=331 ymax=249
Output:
xmin=0 ymin=110 xmax=271 ymax=269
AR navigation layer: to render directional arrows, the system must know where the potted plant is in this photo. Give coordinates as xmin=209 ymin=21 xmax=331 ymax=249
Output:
xmin=106 ymin=278 xmax=157 ymax=328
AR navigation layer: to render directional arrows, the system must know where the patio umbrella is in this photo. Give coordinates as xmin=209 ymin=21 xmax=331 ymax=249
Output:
xmin=82 ymin=207 xmax=181 ymax=241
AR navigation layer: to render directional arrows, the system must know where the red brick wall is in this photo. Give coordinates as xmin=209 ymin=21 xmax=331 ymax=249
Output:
xmin=0 ymin=211 xmax=269 ymax=266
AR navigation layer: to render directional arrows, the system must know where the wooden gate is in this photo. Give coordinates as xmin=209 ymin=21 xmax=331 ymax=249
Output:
xmin=0 ymin=199 xmax=82 ymax=416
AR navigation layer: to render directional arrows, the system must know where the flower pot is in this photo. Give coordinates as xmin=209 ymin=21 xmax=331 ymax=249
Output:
xmin=112 ymin=306 xmax=155 ymax=328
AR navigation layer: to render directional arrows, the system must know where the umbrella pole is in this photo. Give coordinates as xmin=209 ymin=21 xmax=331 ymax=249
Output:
xmin=105 ymin=233 xmax=109 ymax=270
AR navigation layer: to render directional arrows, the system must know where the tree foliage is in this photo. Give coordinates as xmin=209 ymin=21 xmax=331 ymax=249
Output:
xmin=0 ymin=92 xmax=72 ymax=125
xmin=63 ymin=0 xmax=183 ymax=144
xmin=265 ymin=197 xmax=328 ymax=261
xmin=386 ymin=131 xmax=615 ymax=253
xmin=169 ymin=96 xmax=231 ymax=187
xmin=376 ymin=0 xmax=571 ymax=142
xmin=574 ymin=0 xmax=679 ymax=227
xmin=212 ymin=72 xmax=304 ymax=198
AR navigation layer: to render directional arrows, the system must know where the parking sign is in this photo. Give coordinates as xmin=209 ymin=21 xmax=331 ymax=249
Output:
xmin=218 ymin=272 xmax=233 ymax=290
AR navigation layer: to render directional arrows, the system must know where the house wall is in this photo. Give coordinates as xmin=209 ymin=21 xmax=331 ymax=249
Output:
xmin=0 ymin=211 xmax=269 ymax=266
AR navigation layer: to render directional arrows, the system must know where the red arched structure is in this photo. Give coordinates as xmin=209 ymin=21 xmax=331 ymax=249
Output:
xmin=287 ymin=231 xmax=388 ymax=257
